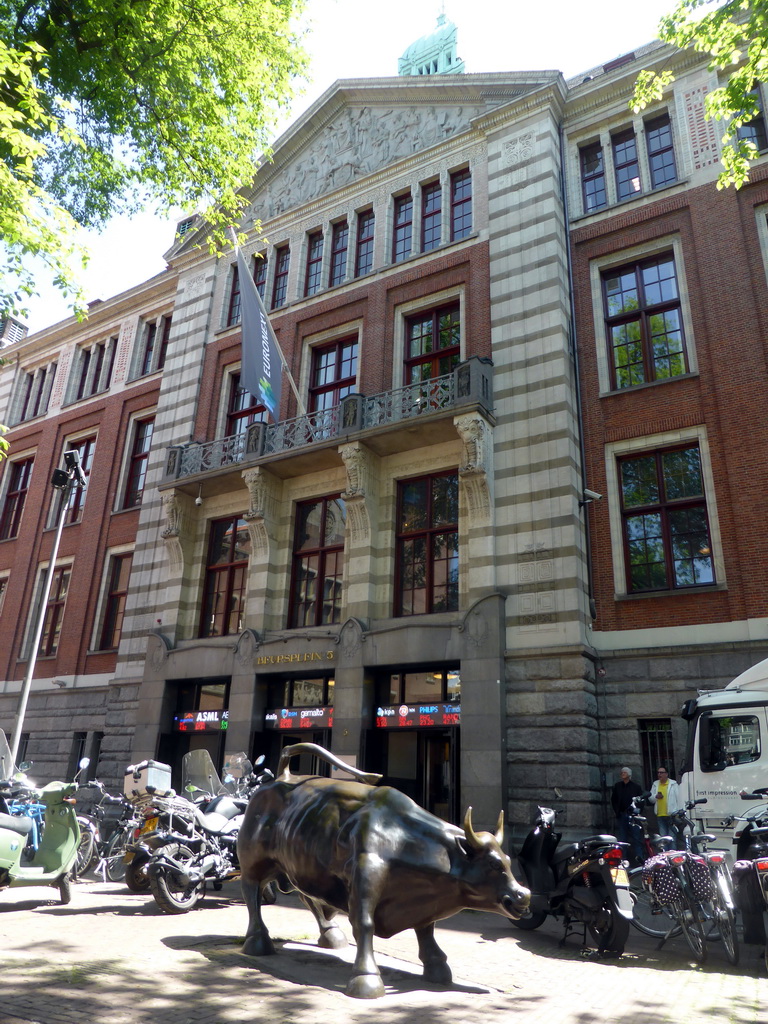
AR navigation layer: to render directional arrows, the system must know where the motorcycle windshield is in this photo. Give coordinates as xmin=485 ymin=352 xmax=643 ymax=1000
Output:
xmin=0 ymin=730 xmax=13 ymax=781
xmin=182 ymin=749 xmax=223 ymax=798
xmin=220 ymin=752 xmax=252 ymax=794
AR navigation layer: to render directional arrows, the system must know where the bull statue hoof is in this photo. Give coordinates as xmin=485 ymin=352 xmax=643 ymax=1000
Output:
xmin=242 ymin=934 xmax=276 ymax=957
xmin=317 ymin=925 xmax=348 ymax=949
xmin=346 ymin=973 xmax=385 ymax=999
xmin=423 ymin=960 xmax=452 ymax=986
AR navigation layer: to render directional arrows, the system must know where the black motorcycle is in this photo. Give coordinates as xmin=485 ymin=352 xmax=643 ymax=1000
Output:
xmin=512 ymin=799 xmax=633 ymax=954
xmin=731 ymin=788 xmax=768 ymax=973
xmin=146 ymin=750 xmax=276 ymax=914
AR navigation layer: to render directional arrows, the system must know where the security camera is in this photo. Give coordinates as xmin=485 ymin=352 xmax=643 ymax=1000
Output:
xmin=195 ymin=496 xmax=203 ymax=507
xmin=583 ymin=488 xmax=603 ymax=502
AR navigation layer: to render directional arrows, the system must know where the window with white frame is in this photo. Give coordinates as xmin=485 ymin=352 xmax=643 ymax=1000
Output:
xmin=68 ymin=337 xmax=118 ymax=401
xmin=96 ymin=550 xmax=133 ymax=650
xmin=604 ymin=427 xmax=724 ymax=597
xmin=14 ymin=361 xmax=58 ymax=424
xmin=0 ymin=574 xmax=9 ymax=615
xmin=59 ymin=434 xmax=96 ymax=525
xmin=137 ymin=317 xmax=171 ymax=376
xmin=120 ymin=413 xmax=155 ymax=509
xmin=576 ymin=108 xmax=679 ymax=216
xmin=22 ymin=562 xmax=73 ymax=659
xmin=0 ymin=454 xmax=34 ymax=540
xmin=736 ymin=87 xmax=768 ymax=152
xmin=589 ymin=236 xmax=696 ymax=395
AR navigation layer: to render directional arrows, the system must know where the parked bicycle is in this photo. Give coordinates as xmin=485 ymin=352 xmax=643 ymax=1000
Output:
xmin=75 ymin=780 xmax=142 ymax=881
xmin=627 ymin=795 xmax=738 ymax=964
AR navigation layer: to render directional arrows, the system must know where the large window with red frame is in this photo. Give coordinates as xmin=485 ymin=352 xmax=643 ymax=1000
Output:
xmin=227 ymin=265 xmax=241 ymax=326
xmin=602 ymin=254 xmax=687 ymax=390
xmin=328 ymin=221 xmax=348 ymax=287
xmin=309 ymin=338 xmax=358 ymax=413
xmin=580 ymin=142 xmax=606 ymax=213
xmin=122 ymin=417 xmax=154 ymax=508
xmin=39 ymin=565 xmax=71 ymax=656
xmin=304 ymin=231 xmax=324 ymax=297
xmin=289 ymin=496 xmax=345 ymax=628
xmin=422 ymin=181 xmax=442 ymax=251
xmin=450 ymin=169 xmax=472 ymax=240
xmin=199 ymin=516 xmax=251 ymax=637
xmin=226 ymin=373 xmax=266 ymax=436
xmin=63 ymin=436 xmax=95 ymax=524
xmin=355 ymin=210 xmax=374 ymax=277
xmin=404 ymin=303 xmax=460 ymax=384
xmin=392 ymin=193 xmax=413 ymax=263
xmin=645 ymin=114 xmax=677 ymax=189
xmin=0 ymin=456 xmax=34 ymax=540
xmin=396 ymin=473 xmax=459 ymax=616
xmin=272 ymin=245 xmax=290 ymax=309
xmin=612 ymin=128 xmax=641 ymax=200
xmin=619 ymin=443 xmax=715 ymax=593
xmin=98 ymin=552 xmax=133 ymax=650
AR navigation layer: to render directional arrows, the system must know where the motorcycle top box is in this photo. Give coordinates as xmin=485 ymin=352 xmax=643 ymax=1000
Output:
xmin=124 ymin=760 xmax=172 ymax=801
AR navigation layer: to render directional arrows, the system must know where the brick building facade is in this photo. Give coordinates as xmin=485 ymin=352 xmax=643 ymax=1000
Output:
xmin=1 ymin=34 xmax=767 ymax=837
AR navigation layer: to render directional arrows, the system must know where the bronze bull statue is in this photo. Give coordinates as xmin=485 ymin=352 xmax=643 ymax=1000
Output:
xmin=237 ymin=742 xmax=530 ymax=998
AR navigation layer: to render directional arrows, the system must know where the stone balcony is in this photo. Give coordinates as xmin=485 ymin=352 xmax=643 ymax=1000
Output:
xmin=161 ymin=356 xmax=493 ymax=492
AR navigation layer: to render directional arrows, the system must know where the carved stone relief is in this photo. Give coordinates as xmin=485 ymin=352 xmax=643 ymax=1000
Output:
xmin=455 ymin=414 xmax=492 ymax=526
xmin=242 ymin=466 xmax=276 ymax=559
xmin=236 ymin=629 xmax=261 ymax=667
xmin=517 ymin=543 xmax=557 ymax=630
xmin=339 ymin=442 xmax=371 ymax=544
xmin=247 ymin=104 xmax=485 ymax=221
xmin=161 ymin=489 xmax=186 ymax=575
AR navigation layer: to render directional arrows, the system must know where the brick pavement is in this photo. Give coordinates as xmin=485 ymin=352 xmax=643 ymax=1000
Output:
xmin=0 ymin=879 xmax=764 ymax=1024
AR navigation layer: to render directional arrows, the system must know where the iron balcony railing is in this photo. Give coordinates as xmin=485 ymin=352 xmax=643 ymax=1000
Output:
xmin=164 ymin=356 xmax=492 ymax=482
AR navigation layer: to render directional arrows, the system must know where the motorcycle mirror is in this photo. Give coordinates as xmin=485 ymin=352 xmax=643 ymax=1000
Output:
xmin=553 ymin=787 xmax=563 ymax=799
xmin=254 ymin=754 xmax=265 ymax=768
xmin=79 ymin=757 xmax=91 ymax=769
xmin=18 ymin=761 xmax=32 ymax=772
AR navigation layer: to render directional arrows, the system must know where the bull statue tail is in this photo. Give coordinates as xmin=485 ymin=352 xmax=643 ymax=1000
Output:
xmin=277 ymin=742 xmax=382 ymax=785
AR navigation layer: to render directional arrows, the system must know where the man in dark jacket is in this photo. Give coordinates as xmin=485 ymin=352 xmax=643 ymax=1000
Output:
xmin=610 ymin=766 xmax=644 ymax=863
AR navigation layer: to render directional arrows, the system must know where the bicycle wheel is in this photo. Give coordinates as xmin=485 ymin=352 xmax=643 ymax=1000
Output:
xmin=104 ymin=826 xmax=130 ymax=882
xmin=678 ymin=892 xmax=708 ymax=963
xmin=628 ymin=866 xmax=681 ymax=939
xmin=712 ymin=867 xmax=739 ymax=965
xmin=75 ymin=817 xmax=98 ymax=877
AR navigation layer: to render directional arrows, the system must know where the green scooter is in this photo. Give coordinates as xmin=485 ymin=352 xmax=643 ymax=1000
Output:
xmin=0 ymin=779 xmax=82 ymax=904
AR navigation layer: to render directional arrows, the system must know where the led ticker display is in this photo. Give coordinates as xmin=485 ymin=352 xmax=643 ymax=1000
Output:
xmin=174 ymin=709 xmax=229 ymax=733
xmin=375 ymin=703 xmax=461 ymax=729
xmin=265 ymin=706 xmax=333 ymax=730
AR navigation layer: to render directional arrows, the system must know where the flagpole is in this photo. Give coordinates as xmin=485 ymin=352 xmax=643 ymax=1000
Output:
xmin=229 ymin=231 xmax=306 ymax=417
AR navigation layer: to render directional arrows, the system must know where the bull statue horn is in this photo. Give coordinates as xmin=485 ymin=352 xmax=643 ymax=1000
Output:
xmin=463 ymin=806 xmax=484 ymax=850
xmin=495 ymin=810 xmax=505 ymax=846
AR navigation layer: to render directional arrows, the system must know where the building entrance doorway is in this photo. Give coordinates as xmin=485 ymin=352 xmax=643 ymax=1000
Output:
xmin=372 ymin=728 xmax=459 ymax=823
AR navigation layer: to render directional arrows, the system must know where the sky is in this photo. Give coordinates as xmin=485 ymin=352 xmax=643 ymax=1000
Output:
xmin=23 ymin=0 xmax=678 ymax=334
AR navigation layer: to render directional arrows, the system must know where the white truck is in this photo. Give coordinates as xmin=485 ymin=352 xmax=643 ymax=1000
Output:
xmin=680 ymin=656 xmax=768 ymax=831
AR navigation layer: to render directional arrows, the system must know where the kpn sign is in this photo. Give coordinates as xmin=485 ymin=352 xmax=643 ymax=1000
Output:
xmin=174 ymin=709 xmax=230 ymax=733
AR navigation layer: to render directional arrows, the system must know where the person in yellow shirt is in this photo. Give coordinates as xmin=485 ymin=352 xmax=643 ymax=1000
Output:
xmin=650 ymin=766 xmax=682 ymax=847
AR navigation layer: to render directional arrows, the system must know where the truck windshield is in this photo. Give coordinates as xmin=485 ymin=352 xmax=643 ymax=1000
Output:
xmin=699 ymin=714 xmax=761 ymax=771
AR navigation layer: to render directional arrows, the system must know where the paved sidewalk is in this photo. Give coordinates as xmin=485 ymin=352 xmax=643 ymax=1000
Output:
xmin=0 ymin=878 xmax=764 ymax=1024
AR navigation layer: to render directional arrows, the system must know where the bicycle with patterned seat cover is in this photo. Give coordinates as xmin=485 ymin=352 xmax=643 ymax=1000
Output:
xmin=628 ymin=796 xmax=738 ymax=965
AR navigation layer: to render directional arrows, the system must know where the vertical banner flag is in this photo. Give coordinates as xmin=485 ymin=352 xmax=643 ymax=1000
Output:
xmin=236 ymin=249 xmax=282 ymax=422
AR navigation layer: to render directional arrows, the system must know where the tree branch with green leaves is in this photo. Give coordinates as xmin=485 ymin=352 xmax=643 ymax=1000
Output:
xmin=1 ymin=0 xmax=308 ymax=320
xmin=632 ymin=0 xmax=768 ymax=189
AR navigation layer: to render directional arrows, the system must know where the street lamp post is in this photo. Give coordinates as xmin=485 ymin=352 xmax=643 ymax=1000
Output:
xmin=9 ymin=451 xmax=87 ymax=768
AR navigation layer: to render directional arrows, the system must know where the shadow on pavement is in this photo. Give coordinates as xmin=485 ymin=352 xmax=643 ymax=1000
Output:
xmin=162 ymin=930 xmax=492 ymax=999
